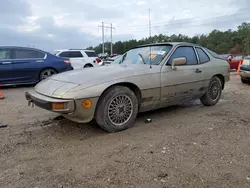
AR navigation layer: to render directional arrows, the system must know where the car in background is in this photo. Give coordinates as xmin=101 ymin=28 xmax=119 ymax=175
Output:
xmin=228 ymin=55 xmax=245 ymax=69
xmin=55 ymin=49 xmax=103 ymax=69
xmin=25 ymin=42 xmax=230 ymax=133
xmin=240 ymin=55 xmax=250 ymax=83
xmin=103 ymin=54 xmax=121 ymax=64
xmin=0 ymin=46 xmax=73 ymax=86
xmin=219 ymin=54 xmax=233 ymax=61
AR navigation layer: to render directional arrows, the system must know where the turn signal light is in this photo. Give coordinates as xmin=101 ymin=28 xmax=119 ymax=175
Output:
xmin=82 ymin=99 xmax=92 ymax=109
xmin=52 ymin=102 xmax=65 ymax=110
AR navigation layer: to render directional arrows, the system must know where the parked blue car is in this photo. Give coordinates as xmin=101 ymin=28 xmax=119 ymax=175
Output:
xmin=0 ymin=46 xmax=73 ymax=85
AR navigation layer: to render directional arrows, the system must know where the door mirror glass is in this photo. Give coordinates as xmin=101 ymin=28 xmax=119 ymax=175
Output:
xmin=172 ymin=57 xmax=186 ymax=70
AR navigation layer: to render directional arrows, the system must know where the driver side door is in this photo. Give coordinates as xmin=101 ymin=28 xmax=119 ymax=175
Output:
xmin=160 ymin=46 xmax=205 ymax=105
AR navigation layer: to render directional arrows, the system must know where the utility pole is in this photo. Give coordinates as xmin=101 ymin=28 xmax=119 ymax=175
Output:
xmin=102 ymin=22 xmax=104 ymax=55
xmin=98 ymin=22 xmax=115 ymax=56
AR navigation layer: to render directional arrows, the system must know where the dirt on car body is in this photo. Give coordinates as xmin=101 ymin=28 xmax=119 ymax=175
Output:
xmin=0 ymin=75 xmax=250 ymax=188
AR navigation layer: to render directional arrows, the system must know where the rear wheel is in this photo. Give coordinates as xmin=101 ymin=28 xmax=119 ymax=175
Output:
xmin=39 ymin=68 xmax=57 ymax=81
xmin=95 ymin=86 xmax=138 ymax=133
xmin=241 ymin=77 xmax=249 ymax=84
xmin=84 ymin=64 xmax=93 ymax=68
xmin=200 ymin=76 xmax=222 ymax=106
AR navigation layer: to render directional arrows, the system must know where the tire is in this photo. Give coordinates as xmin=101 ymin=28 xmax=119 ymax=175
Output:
xmin=241 ymin=78 xmax=248 ymax=84
xmin=84 ymin=64 xmax=93 ymax=68
xmin=200 ymin=76 xmax=222 ymax=106
xmin=95 ymin=86 xmax=139 ymax=133
xmin=39 ymin=68 xmax=57 ymax=81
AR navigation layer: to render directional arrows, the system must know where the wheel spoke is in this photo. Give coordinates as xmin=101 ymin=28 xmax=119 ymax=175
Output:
xmin=108 ymin=95 xmax=133 ymax=126
xmin=41 ymin=69 xmax=56 ymax=80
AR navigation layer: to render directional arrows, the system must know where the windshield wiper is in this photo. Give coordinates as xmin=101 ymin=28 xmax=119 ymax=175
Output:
xmin=138 ymin=53 xmax=146 ymax=64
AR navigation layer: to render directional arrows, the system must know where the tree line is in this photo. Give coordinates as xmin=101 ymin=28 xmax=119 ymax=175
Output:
xmin=87 ymin=22 xmax=250 ymax=55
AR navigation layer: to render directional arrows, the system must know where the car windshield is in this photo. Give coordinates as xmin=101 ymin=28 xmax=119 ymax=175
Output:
xmin=112 ymin=45 xmax=172 ymax=65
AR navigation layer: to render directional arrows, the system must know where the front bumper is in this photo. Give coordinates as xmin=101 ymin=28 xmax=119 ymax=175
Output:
xmin=25 ymin=90 xmax=75 ymax=113
xmin=25 ymin=89 xmax=99 ymax=123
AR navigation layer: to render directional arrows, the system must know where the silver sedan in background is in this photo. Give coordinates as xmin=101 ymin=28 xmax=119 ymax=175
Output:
xmin=25 ymin=42 xmax=230 ymax=133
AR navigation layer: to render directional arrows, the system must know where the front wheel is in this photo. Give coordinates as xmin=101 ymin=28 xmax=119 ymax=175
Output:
xmin=95 ymin=86 xmax=139 ymax=133
xmin=200 ymin=76 xmax=222 ymax=106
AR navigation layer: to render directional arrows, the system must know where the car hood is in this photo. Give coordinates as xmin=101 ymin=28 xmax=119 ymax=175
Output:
xmin=35 ymin=64 xmax=155 ymax=97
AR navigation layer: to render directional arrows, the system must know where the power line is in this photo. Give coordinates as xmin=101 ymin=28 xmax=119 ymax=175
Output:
xmin=116 ymin=10 xmax=250 ymax=33
xmin=115 ymin=12 xmax=250 ymax=36
xmin=126 ymin=4 xmax=250 ymax=28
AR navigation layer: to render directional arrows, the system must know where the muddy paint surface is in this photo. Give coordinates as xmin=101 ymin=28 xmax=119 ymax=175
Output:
xmin=1 ymin=75 xmax=250 ymax=188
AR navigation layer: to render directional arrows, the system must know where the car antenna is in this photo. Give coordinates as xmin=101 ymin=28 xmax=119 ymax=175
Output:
xmin=148 ymin=9 xmax=152 ymax=69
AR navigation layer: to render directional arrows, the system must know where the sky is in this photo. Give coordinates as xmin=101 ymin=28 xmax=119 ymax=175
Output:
xmin=0 ymin=0 xmax=250 ymax=51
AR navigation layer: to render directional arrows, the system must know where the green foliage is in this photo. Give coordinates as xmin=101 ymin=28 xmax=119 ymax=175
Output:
xmin=88 ymin=22 xmax=250 ymax=55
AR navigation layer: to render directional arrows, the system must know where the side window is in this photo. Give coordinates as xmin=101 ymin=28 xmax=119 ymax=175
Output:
xmin=13 ymin=49 xmax=41 ymax=59
xmin=196 ymin=47 xmax=210 ymax=64
xmin=69 ymin=51 xmax=83 ymax=58
xmin=58 ymin=51 xmax=70 ymax=57
xmin=168 ymin=46 xmax=198 ymax=65
xmin=0 ymin=49 xmax=11 ymax=59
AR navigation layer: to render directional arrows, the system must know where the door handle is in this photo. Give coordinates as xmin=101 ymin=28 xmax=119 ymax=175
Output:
xmin=195 ymin=69 xmax=202 ymax=73
xmin=36 ymin=60 xmax=44 ymax=63
xmin=1 ymin=62 xmax=12 ymax=64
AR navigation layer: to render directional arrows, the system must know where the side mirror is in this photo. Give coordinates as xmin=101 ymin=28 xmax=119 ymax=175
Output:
xmin=171 ymin=57 xmax=187 ymax=70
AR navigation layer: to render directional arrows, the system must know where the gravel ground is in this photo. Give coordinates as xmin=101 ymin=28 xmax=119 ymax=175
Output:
xmin=0 ymin=75 xmax=250 ymax=188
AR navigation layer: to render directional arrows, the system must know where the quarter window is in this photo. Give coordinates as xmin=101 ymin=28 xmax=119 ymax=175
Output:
xmin=37 ymin=51 xmax=46 ymax=58
xmin=85 ymin=51 xmax=97 ymax=57
xmin=196 ymin=47 xmax=210 ymax=64
xmin=168 ymin=46 xmax=198 ymax=65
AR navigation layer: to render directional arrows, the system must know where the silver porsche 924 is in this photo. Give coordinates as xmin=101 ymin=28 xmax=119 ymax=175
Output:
xmin=25 ymin=42 xmax=230 ymax=132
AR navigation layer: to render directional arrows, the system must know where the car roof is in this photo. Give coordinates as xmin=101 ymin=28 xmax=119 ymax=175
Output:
xmin=0 ymin=46 xmax=46 ymax=52
xmin=55 ymin=49 xmax=95 ymax=52
xmin=132 ymin=42 xmax=204 ymax=49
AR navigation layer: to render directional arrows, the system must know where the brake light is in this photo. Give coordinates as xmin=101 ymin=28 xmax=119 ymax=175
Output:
xmin=64 ymin=60 xmax=71 ymax=65
xmin=95 ymin=58 xmax=101 ymax=63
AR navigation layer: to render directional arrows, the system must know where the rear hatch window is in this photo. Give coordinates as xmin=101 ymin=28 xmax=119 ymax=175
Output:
xmin=242 ymin=58 xmax=250 ymax=66
xmin=85 ymin=51 xmax=97 ymax=57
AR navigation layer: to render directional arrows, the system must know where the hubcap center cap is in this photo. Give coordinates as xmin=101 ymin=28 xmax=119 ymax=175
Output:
xmin=118 ymin=106 xmax=125 ymax=115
